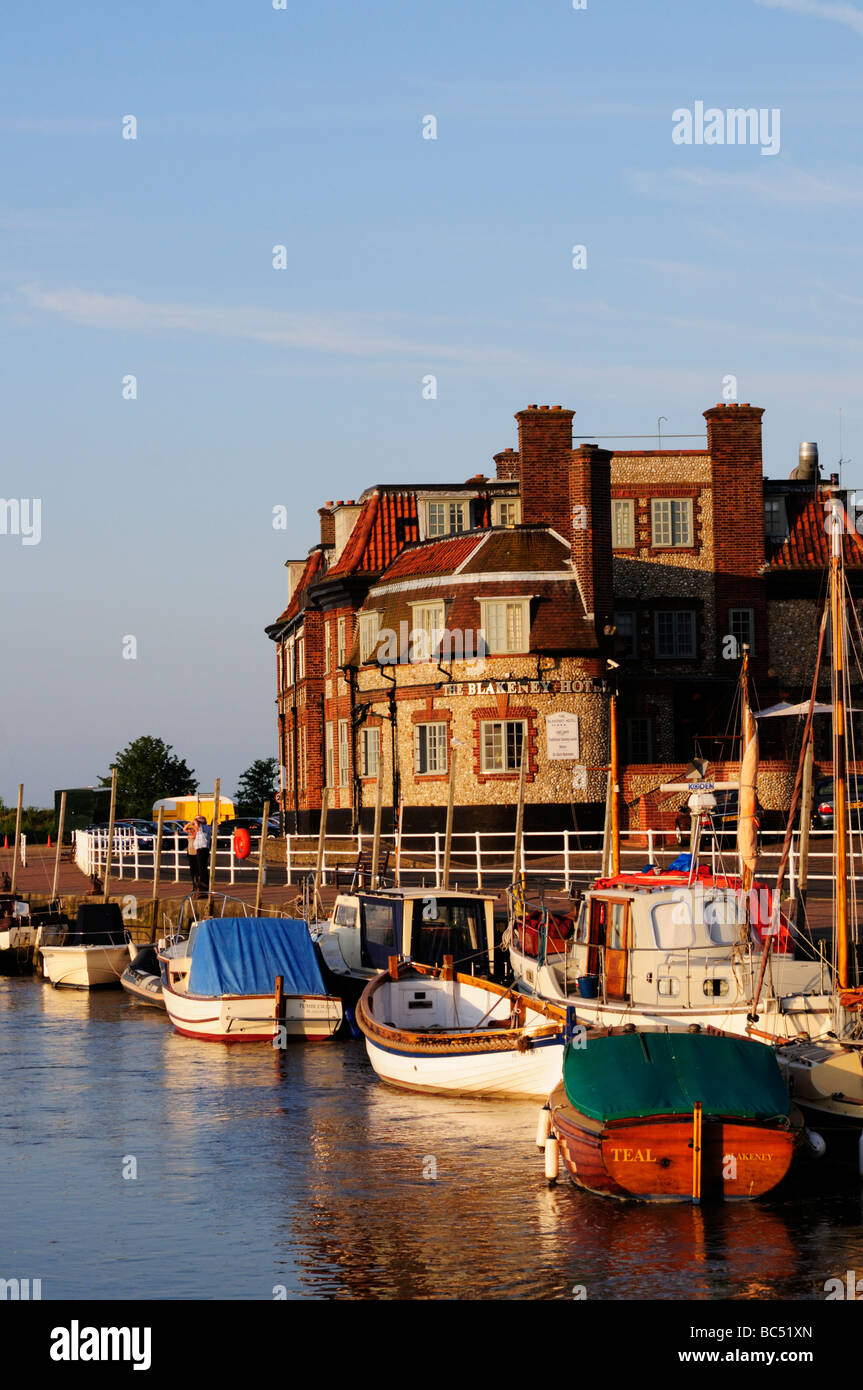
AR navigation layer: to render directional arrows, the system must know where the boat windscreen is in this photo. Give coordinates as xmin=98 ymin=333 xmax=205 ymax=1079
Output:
xmin=69 ymin=903 xmax=127 ymax=946
xmin=411 ymin=899 xmax=482 ymax=968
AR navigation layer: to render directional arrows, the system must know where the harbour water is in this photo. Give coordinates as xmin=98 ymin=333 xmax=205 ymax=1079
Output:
xmin=5 ymin=974 xmax=863 ymax=1302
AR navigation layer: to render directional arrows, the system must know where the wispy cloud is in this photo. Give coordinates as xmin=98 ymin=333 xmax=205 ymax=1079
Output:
xmin=631 ymin=164 xmax=863 ymax=207
xmin=17 ymin=284 xmax=529 ymax=367
xmin=756 ymin=0 xmax=863 ymax=37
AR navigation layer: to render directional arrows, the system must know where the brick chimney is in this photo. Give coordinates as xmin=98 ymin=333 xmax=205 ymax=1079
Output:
xmin=494 ymin=447 xmax=520 ymax=481
xmin=704 ymin=402 xmax=766 ymax=668
xmin=515 ymin=405 xmax=612 ymax=632
xmin=516 ymin=405 xmax=575 ymax=536
xmin=571 ymin=443 xmax=613 ymax=626
xmin=318 ymin=502 xmax=336 ymax=548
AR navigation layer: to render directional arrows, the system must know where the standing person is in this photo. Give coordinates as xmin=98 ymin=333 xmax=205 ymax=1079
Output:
xmin=194 ymin=816 xmax=211 ymax=896
xmin=183 ymin=819 xmax=199 ymax=892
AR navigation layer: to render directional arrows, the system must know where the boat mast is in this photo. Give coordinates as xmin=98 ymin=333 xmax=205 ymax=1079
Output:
xmin=610 ymin=689 xmax=620 ymax=876
xmin=830 ymin=501 xmax=850 ymax=989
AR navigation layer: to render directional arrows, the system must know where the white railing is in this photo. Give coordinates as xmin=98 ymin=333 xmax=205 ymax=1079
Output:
xmin=284 ymin=826 xmax=845 ymax=893
xmin=73 ymin=829 xmax=267 ymax=886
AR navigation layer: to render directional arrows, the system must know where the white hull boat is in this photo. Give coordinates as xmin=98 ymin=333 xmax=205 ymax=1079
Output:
xmin=356 ymin=961 xmax=567 ymax=1098
xmin=37 ymin=903 xmax=129 ymax=989
xmin=159 ymin=915 xmax=343 ymax=1044
xmin=39 ymin=944 xmax=128 ymax=989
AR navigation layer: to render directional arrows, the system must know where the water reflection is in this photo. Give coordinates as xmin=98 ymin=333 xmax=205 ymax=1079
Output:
xmin=4 ymin=976 xmax=863 ymax=1299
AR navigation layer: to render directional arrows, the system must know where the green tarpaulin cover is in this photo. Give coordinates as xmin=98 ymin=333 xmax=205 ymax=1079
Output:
xmin=563 ymin=1031 xmax=789 ymax=1123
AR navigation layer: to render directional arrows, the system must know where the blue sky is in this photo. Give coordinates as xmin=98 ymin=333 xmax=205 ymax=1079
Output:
xmin=2 ymin=0 xmax=862 ymax=805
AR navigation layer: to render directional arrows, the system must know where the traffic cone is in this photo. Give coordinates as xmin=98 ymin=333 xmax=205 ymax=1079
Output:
xmin=47 ymin=834 xmax=51 ymax=847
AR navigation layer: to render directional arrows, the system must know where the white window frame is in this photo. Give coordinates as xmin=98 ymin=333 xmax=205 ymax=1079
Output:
xmin=495 ymin=499 xmax=520 ymax=528
xmin=360 ymin=727 xmax=380 ymax=779
xmin=298 ymin=727 xmax=306 ymax=791
xmin=612 ymin=499 xmax=635 ymax=549
xmin=359 ymin=612 xmax=381 ymax=664
xmin=338 ymin=719 xmax=350 ymax=788
xmin=325 ymin=722 xmax=334 ymax=788
xmin=654 ymin=611 xmax=697 ymax=659
xmin=337 ymin=616 xmax=347 ymax=668
xmin=480 ymin=719 xmax=527 ymax=774
xmin=479 ymin=597 xmax=530 ymax=655
xmin=729 ymin=607 xmax=755 ymax=655
xmin=323 ymin=621 xmax=331 ymax=675
xmin=425 ymin=498 xmax=468 ymax=538
xmin=414 ymin=722 xmax=448 ymax=775
xmin=296 ymin=635 xmax=305 ymax=681
xmin=651 ymin=498 xmax=693 ymax=548
xmin=409 ymin=600 xmax=446 ymax=661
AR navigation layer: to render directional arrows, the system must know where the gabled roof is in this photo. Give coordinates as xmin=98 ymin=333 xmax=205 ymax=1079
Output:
xmin=768 ymin=492 xmax=863 ymax=570
xmin=272 ymin=548 xmax=324 ymax=625
xmin=380 ymin=527 xmax=570 ymax=584
xmin=327 ymin=492 xmax=420 ymax=577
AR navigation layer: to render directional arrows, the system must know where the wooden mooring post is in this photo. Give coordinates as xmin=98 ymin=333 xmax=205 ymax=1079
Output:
xmin=51 ymin=791 xmax=66 ymax=901
xmin=102 ymin=768 xmax=118 ymax=903
xmin=254 ymin=799 xmax=270 ymax=915
xmin=441 ymin=747 xmax=458 ymax=890
xmin=10 ymin=783 xmax=23 ymax=895
xmin=151 ymin=805 xmax=165 ymax=938
xmin=207 ymin=778 xmax=220 ymax=915
xmin=312 ymin=787 xmax=329 ymax=915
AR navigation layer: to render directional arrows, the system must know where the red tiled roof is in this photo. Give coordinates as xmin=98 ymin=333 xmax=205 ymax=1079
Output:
xmin=272 ymin=548 xmax=323 ymax=624
xmin=381 ymin=531 xmax=484 ymax=581
xmin=769 ymin=493 xmax=863 ymax=569
xmin=327 ymin=492 xmax=420 ymax=577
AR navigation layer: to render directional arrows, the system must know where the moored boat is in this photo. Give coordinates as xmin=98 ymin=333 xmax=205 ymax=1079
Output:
xmin=38 ymin=904 xmax=129 ymax=989
xmin=0 ymin=895 xmax=36 ymax=975
xmin=550 ymin=1027 xmax=798 ymax=1202
xmin=121 ymin=942 xmax=165 ymax=1008
xmin=356 ymin=958 xmax=567 ymax=1098
xmin=159 ymin=916 xmax=343 ymax=1043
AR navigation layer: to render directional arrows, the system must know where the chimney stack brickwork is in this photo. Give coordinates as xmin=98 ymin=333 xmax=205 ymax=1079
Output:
xmin=704 ymin=403 xmax=767 ymax=670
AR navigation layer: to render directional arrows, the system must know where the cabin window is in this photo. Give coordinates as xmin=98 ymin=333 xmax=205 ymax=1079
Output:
xmin=703 ymin=891 xmax=740 ymax=945
xmin=703 ymin=978 xmax=729 ymax=997
xmin=657 ymin=977 xmax=680 ymax=997
xmin=573 ymin=901 xmax=589 ymax=944
xmin=651 ymin=901 xmax=694 ymax=948
xmin=334 ymin=903 xmax=358 ymax=927
xmin=607 ymin=901 xmax=628 ymax=950
xmin=412 ymin=898 xmax=480 ymax=965
xmin=363 ymin=902 xmax=396 ymax=950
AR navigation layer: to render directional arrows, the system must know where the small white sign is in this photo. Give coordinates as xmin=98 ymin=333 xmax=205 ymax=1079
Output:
xmin=546 ymin=711 xmax=580 ymax=759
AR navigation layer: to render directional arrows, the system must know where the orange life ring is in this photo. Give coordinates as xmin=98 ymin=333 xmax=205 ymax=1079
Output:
xmin=234 ymin=828 xmax=251 ymax=860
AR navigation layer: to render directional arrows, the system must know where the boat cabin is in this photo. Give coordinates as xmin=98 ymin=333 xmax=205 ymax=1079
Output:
xmin=514 ymin=871 xmax=828 ymax=1012
xmin=322 ymin=888 xmax=496 ymax=977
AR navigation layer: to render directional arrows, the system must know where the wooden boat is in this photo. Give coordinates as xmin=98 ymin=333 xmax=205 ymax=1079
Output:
xmin=159 ymin=916 xmax=343 ymax=1043
xmin=313 ymin=887 xmax=498 ymax=1005
xmin=550 ymin=1027 xmax=798 ymax=1202
xmin=0 ymin=895 xmax=36 ymax=975
xmin=356 ymin=958 xmax=567 ymax=1098
xmin=38 ymin=903 xmax=129 ymax=989
xmin=120 ymin=942 xmax=165 ymax=1008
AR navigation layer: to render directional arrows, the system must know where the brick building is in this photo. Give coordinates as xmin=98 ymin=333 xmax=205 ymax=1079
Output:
xmin=266 ymin=400 xmax=862 ymax=833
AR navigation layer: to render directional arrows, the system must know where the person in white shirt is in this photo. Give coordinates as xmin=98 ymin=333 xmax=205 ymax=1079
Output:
xmin=193 ymin=817 xmax=211 ymax=893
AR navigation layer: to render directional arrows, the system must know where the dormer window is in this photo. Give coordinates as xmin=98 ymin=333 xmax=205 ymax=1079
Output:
xmin=359 ymin=612 xmax=381 ymax=664
xmin=425 ymin=499 xmax=468 ymax=537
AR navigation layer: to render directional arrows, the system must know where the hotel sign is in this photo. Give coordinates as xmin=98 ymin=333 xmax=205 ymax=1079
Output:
xmin=443 ymin=677 xmax=609 ymax=698
xmin=546 ymin=711 xmax=581 ymax=759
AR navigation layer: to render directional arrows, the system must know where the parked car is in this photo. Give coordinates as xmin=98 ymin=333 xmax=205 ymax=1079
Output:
xmin=217 ymin=817 xmax=281 ymax=840
xmin=812 ymin=776 xmax=863 ymax=830
xmin=84 ymin=819 xmax=157 ymax=843
xmin=694 ymin=791 xmax=763 ymax=842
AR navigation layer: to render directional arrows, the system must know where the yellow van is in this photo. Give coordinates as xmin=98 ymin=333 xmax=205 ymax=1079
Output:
xmin=152 ymin=796 xmax=235 ymax=824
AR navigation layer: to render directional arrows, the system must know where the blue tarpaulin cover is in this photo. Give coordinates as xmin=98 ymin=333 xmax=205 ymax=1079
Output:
xmin=187 ymin=918 xmax=327 ymax=998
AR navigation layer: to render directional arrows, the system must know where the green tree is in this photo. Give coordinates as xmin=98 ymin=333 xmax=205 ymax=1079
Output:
xmin=235 ymin=758 xmax=278 ymax=815
xmin=99 ymin=736 xmax=198 ymax=819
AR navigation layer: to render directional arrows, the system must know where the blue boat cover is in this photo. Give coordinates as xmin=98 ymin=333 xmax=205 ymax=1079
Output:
xmin=187 ymin=918 xmax=327 ymax=998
